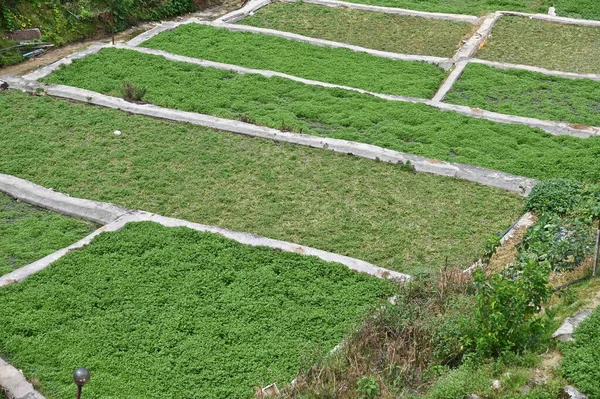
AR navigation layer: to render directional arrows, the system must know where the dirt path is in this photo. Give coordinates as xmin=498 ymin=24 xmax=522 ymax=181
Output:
xmin=0 ymin=0 xmax=243 ymax=77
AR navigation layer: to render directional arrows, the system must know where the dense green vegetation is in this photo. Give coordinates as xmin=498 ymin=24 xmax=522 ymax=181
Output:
xmin=141 ymin=23 xmax=446 ymax=98
xmin=0 ymin=37 xmax=22 ymax=67
xmin=43 ymin=48 xmax=600 ymax=182
xmin=0 ymin=91 xmax=523 ymax=275
xmin=0 ymin=0 xmax=206 ymax=46
xmin=560 ymin=307 xmax=600 ymax=398
xmin=446 ymin=63 xmax=600 ymax=127
xmin=0 ymin=221 xmax=395 ymax=398
xmin=241 ymin=2 xmax=472 ymax=58
xmin=308 ymin=0 xmax=600 ymax=20
xmin=477 ymin=17 xmax=600 ymax=74
xmin=0 ymin=193 xmax=97 ymax=276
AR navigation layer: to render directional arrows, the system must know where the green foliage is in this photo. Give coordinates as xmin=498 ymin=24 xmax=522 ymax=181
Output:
xmin=0 ymin=193 xmax=96 ymax=276
xmin=524 ymin=179 xmax=582 ymax=215
xmin=560 ymin=307 xmax=600 ymax=398
xmin=0 ymin=91 xmax=523 ymax=275
xmin=473 ymin=258 xmax=552 ymax=356
xmin=517 ymin=214 xmax=594 ymax=272
xmin=0 ymin=222 xmax=395 ymax=398
xmin=482 ymin=233 xmax=502 ymax=264
xmin=41 ymin=48 xmax=600 ymax=182
xmin=0 ymin=37 xmax=23 ymax=67
xmin=142 ymin=23 xmax=446 ymax=98
xmin=120 ymin=81 xmax=147 ymax=102
xmin=357 ymin=376 xmax=380 ymax=399
xmin=446 ymin=63 xmax=600 ymax=127
xmin=478 ymin=17 xmax=600 ymax=74
xmin=241 ymin=2 xmax=473 ymax=58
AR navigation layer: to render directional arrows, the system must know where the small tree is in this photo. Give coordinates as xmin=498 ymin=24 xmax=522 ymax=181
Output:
xmin=93 ymin=0 xmax=134 ymax=44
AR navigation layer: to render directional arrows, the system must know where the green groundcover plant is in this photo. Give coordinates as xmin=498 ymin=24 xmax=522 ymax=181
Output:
xmin=42 ymin=48 xmax=600 ymax=182
xmin=0 ymin=222 xmax=396 ymax=398
xmin=0 ymin=91 xmax=523 ymax=275
xmin=141 ymin=23 xmax=446 ymax=98
xmin=477 ymin=17 xmax=600 ymax=75
xmin=240 ymin=2 xmax=473 ymax=58
xmin=446 ymin=63 xmax=600 ymax=127
xmin=0 ymin=193 xmax=97 ymax=276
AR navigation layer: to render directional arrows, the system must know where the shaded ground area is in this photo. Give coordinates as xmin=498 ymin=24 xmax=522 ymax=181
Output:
xmin=446 ymin=63 xmax=600 ymax=127
xmin=240 ymin=2 xmax=473 ymax=58
xmin=0 ymin=193 xmax=97 ymax=276
xmin=0 ymin=221 xmax=395 ymax=398
xmin=41 ymin=48 xmax=600 ymax=182
xmin=0 ymin=91 xmax=523 ymax=275
xmin=141 ymin=23 xmax=446 ymax=97
xmin=477 ymin=17 xmax=600 ymax=74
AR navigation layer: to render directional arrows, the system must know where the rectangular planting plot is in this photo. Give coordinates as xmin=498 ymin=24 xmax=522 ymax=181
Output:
xmin=40 ymin=48 xmax=600 ymax=183
xmin=140 ymin=23 xmax=446 ymax=98
xmin=239 ymin=2 xmax=474 ymax=58
xmin=0 ymin=221 xmax=395 ymax=398
xmin=445 ymin=63 xmax=600 ymax=127
xmin=0 ymin=91 xmax=525 ymax=275
xmin=0 ymin=193 xmax=97 ymax=276
xmin=477 ymin=17 xmax=600 ymax=74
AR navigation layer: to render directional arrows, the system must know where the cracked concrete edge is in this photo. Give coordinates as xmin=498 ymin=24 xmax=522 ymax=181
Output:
xmin=279 ymin=0 xmax=479 ymax=23
xmin=553 ymin=308 xmax=594 ymax=342
xmin=203 ymin=20 xmax=452 ymax=66
xmin=215 ymin=0 xmax=272 ymax=23
xmin=499 ymin=11 xmax=600 ymax=27
xmin=21 ymin=43 xmax=109 ymax=81
xmin=0 ymin=174 xmax=409 ymax=284
xmin=0 ymin=359 xmax=46 ymax=399
xmin=463 ymin=212 xmax=535 ymax=273
xmin=432 ymin=60 xmax=468 ymax=102
xmin=432 ymin=101 xmax=600 ymax=138
xmin=0 ymin=174 xmax=128 ymax=225
xmin=454 ymin=12 xmax=501 ymax=61
xmin=2 ymin=76 xmax=539 ymax=195
xmin=469 ymin=58 xmax=600 ymax=82
xmin=116 ymin=44 xmax=429 ymax=104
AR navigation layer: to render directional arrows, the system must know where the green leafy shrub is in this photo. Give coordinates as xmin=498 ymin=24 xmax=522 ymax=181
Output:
xmin=473 ymin=257 xmax=552 ymax=356
xmin=517 ymin=214 xmax=594 ymax=272
xmin=524 ymin=179 xmax=582 ymax=215
xmin=120 ymin=81 xmax=147 ymax=103
xmin=356 ymin=375 xmax=380 ymax=399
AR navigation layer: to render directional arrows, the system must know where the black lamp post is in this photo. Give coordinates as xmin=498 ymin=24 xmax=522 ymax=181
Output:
xmin=73 ymin=368 xmax=91 ymax=399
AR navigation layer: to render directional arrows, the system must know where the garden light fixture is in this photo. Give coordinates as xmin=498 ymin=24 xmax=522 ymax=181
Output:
xmin=73 ymin=368 xmax=90 ymax=399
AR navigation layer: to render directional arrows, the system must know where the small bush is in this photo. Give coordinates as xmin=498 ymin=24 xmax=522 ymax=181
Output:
xmin=356 ymin=375 xmax=379 ymax=399
xmin=120 ymin=81 xmax=147 ymax=103
xmin=524 ymin=179 xmax=582 ymax=215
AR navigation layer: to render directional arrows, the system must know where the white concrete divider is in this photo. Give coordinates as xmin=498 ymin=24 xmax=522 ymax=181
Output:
xmin=499 ymin=11 xmax=600 ymax=27
xmin=22 ymin=43 xmax=109 ymax=81
xmin=279 ymin=0 xmax=479 ymax=23
xmin=216 ymin=0 xmax=272 ymax=23
xmin=1 ymin=76 xmax=539 ymax=195
xmin=127 ymin=20 xmax=190 ymax=47
xmin=0 ymin=174 xmax=128 ymax=225
xmin=116 ymin=44 xmax=428 ymax=104
xmin=0 ymin=174 xmax=411 ymax=285
xmin=453 ymin=12 xmax=501 ymax=61
xmin=0 ymin=359 xmax=46 ymax=399
xmin=432 ymin=60 xmax=468 ymax=102
xmin=470 ymin=58 xmax=600 ymax=82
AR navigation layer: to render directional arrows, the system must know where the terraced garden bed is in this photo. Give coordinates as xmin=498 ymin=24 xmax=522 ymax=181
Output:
xmin=41 ymin=48 xmax=600 ymax=182
xmin=310 ymin=0 xmax=600 ymax=20
xmin=0 ymin=193 xmax=97 ymax=276
xmin=0 ymin=221 xmax=395 ymax=398
xmin=140 ymin=23 xmax=446 ymax=98
xmin=239 ymin=2 xmax=473 ymax=57
xmin=445 ymin=63 xmax=600 ymax=127
xmin=0 ymin=91 xmax=524 ymax=275
xmin=477 ymin=17 xmax=600 ymax=74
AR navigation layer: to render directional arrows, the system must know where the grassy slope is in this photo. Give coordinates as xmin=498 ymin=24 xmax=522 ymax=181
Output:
xmin=0 ymin=221 xmax=395 ymax=398
xmin=0 ymin=91 xmax=523 ymax=275
xmin=42 ymin=48 xmax=600 ymax=182
xmin=445 ymin=63 xmax=600 ymax=127
xmin=240 ymin=2 xmax=472 ymax=58
xmin=307 ymin=0 xmax=599 ymax=19
xmin=0 ymin=193 xmax=96 ymax=276
xmin=560 ymin=306 xmax=600 ymax=398
xmin=477 ymin=17 xmax=600 ymax=74
xmin=141 ymin=23 xmax=445 ymax=98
